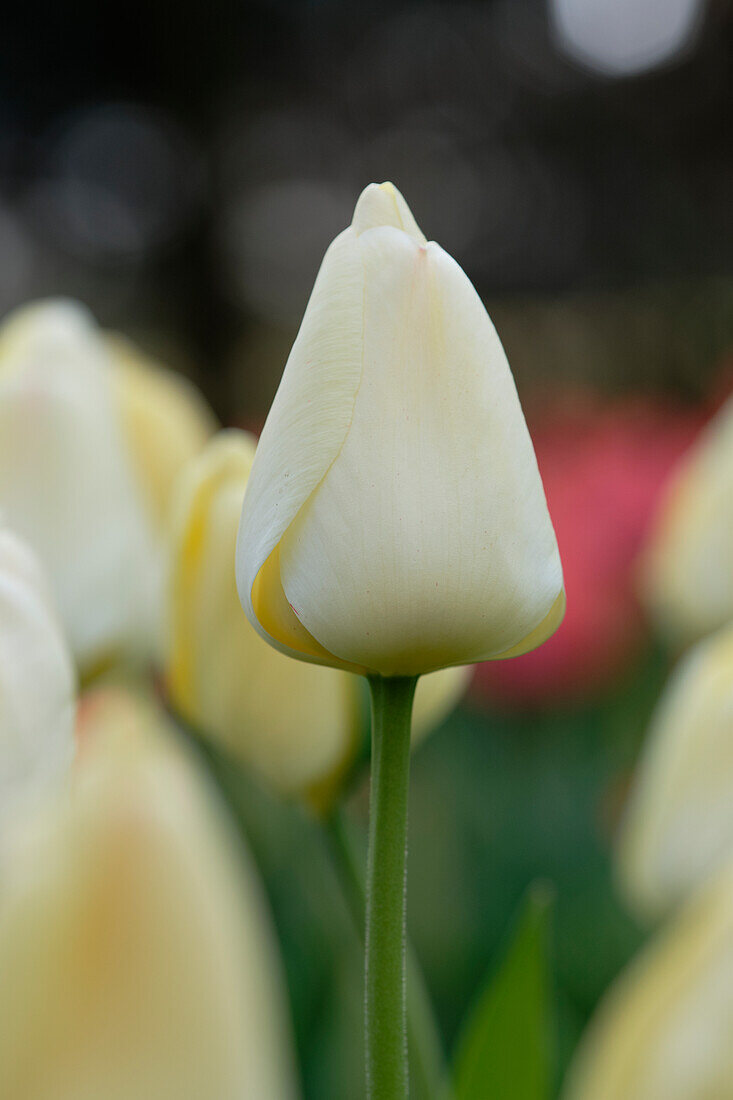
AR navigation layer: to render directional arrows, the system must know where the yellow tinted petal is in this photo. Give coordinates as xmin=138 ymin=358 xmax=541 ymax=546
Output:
xmin=169 ymin=431 xmax=360 ymax=797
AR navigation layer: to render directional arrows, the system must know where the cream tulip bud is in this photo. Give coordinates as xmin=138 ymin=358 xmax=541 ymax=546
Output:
xmin=617 ymin=622 xmax=733 ymax=921
xmin=0 ymin=690 xmax=298 ymax=1100
xmin=236 ymin=182 xmax=564 ymax=677
xmin=0 ymin=300 xmax=215 ymax=670
xmin=563 ymin=861 xmax=733 ymax=1100
xmin=166 ymin=430 xmax=470 ymax=807
xmin=640 ymin=395 xmax=733 ymax=645
xmin=0 ymin=527 xmax=76 ymax=827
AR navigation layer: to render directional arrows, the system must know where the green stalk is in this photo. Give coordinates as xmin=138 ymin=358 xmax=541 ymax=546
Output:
xmin=365 ymin=674 xmax=418 ymax=1100
xmin=325 ymin=809 xmax=448 ymax=1100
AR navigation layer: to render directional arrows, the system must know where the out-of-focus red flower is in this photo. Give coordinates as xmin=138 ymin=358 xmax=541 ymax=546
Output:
xmin=473 ymin=393 xmax=703 ymax=708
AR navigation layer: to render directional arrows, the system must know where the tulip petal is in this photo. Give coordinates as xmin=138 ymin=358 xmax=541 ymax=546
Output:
xmin=279 ymin=227 xmax=563 ymax=675
xmin=351 ymin=181 xmax=427 ymax=244
xmin=236 ymin=227 xmax=366 ymax=668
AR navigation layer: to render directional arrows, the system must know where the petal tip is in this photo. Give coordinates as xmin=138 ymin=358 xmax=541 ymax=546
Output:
xmin=351 ymin=181 xmax=427 ymax=244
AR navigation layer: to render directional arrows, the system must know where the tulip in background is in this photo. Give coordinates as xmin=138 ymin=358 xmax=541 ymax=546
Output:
xmin=73 ymin=680 xmax=190 ymax=764
xmin=640 ymin=392 xmax=733 ymax=646
xmin=166 ymin=429 xmax=359 ymax=803
xmin=166 ymin=428 xmax=470 ymax=808
xmin=0 ymin=526 xmax=76 ymax=829
xmin=563 ymin=859 xmax=733 ymax=1100
xmin=0 ymin=686 xmax=298 ymax=1100
xmin=0 ymin=300 xmax=215 ymax=672
xmin=617 ymin=621 xmax=733 ymax=921
xmin=109 ymin=333 xmax=217 ymax=533
xmin=236 ymin=181 xmax=563 ymax=1098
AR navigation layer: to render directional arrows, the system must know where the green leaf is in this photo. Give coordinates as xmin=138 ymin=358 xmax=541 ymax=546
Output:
xmin=453 ymin=882 xmax=555 ymax=1100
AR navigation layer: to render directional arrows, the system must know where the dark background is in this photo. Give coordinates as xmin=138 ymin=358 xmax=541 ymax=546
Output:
xmin=1 ymin=0 xmax=731 ymax=418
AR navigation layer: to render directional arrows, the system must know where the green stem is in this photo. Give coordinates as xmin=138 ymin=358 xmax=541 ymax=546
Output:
xmin=325 ymin=808 xmax=448 ymax=1100
xmin=365 ymin=674 xmax=418 ymax=1100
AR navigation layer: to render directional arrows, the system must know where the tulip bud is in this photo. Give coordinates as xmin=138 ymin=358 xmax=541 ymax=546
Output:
xmin=236 ymin=182 xmax=564 ymax=677
xmin=0 ymin=300 xmax=215 ymax=671
xmin=0 ymin=688 xmax=298 ymax=1100
xmin=563 ymin=861 xmax=733 ymax=1100
xmin=166 ymin=430 xmax=470 ymax=807
xmin=640 ymin=395 xmax=733 ymax=645
xmin=0 ymin=527 xmax=76 ymax=828
xmin=616 ymin=622 xmax=733 ymax=921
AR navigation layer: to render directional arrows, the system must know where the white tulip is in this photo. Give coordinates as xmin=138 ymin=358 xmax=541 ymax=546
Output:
xmin=0 ymin=689 xmax=298 ymax=1100
xmin=617 ymin=622 xmax=733 ymax=920
xmin=0 ymin=300 xmax=158 ymax=667
xmin=0 ymin=300 xmax=215 ymax=671
xmin=167 ymin=430 xmax=471 ymax=807
xmin=0 ymin=527 xmax=75 ymax=828
xmin=237 ymin=182 xmax=564 ymax=677
xmin=563 ymin=860 xmax=733 ymax=1100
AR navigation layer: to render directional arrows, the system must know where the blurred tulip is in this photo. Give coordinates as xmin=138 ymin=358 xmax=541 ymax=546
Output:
xmin=0 ymin=299 xmax=215 ymax=672
xmin=108 ymin=334 xmax=217 ymax=530
xmin=617 ymin=622 xmax=733 ymax=921
xmin=0 ymin=685 xmax=298 ymax=1100
xmin=475 ymin=395 xmax=700 ymax=706
xmin=563 ymin=860 xmax=733 ymax=1100
xmin=166 ymin=430 xmax=470 ymax=808
xmin=236 ymin=181 xmax=563 ymax=676
xmin=0 ymin=527 xmax=76 ymax=827
xmin=73 ymin=679 xmax=174 ymax=757
xmin=168 ymin=429 xmax=357 ymax=804
xmin=640 ymin=393 xmax=733 ymax=647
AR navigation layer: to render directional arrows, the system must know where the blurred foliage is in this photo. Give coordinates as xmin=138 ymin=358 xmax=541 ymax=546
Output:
xmin=453 ymin=883 xmax=554 ymax=1100
xmin=190 ymin=641 xmax=669 ymax=1098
